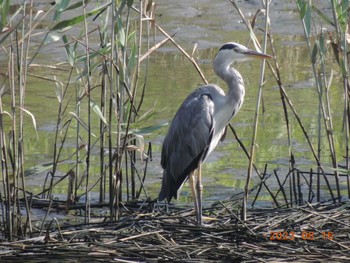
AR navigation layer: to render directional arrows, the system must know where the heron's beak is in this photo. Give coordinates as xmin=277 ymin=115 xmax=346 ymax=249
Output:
xmin=244 ymin=49 xmax=273 ymax=59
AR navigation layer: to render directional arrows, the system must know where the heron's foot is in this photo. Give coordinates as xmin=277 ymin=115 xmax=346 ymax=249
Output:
xmin=154 ymin=199 xmax=170 ymax=214
xmin=191 ymin=210 xmax=217 ymax=226
xmin=202 ymin=215 xmax=219 ymax=222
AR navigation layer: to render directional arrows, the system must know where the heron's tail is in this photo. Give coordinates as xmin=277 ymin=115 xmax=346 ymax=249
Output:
xmin=158 ymin=170 xmax=180 ymax=202
xmin=158 ymin=170 xmax=169 ymax=202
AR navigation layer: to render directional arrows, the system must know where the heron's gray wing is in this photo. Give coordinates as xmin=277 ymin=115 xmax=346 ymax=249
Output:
xmin=159 ymin=91 xmax=214 ymax=202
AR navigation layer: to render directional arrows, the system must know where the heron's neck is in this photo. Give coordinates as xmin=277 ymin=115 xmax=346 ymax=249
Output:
xmin=213 ymin=60 xmax=245 ymax=101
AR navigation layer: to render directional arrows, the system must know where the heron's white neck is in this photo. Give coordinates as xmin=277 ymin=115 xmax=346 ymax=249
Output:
xmin=212 ymin=54 xmax=245 ymax=101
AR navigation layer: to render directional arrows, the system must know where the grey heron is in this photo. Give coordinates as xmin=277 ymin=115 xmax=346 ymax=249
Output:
xmin=158 ymin=42 xmax=272 ymax=224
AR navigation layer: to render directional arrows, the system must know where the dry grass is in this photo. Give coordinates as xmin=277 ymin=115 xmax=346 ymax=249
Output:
xmin=0 ymin=200 xmax=349 ymax=262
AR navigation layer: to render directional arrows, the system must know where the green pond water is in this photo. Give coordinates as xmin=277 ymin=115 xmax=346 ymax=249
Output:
xmin=1 ymin=0 xmax=347 ymax=206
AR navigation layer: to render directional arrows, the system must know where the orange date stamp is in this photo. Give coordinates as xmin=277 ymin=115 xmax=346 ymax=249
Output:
xmin=264 ymin=231 xmax=334 ymax=241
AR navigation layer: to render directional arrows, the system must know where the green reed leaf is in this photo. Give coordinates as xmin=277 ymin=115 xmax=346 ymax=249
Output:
xmin=0 ymin=0 xmax=10 ymax=32
xmin=311 ymin=43 xmax=318 ymax=64
xmin=24 ymin=162 xmax=53 ymax=176
xmin=53 ymin=0 xmax=70 ymax=21
xmin=52 ymin=3 xmax=108 ymax=31
xmin=311 ymin=5 xmax=335 ymax=27
xmin=304 ymin=1 xmax=311 ymax=38
xmin=69 ymin=112 xmax=96 ymax=137
xmin=129 ymin=122 xmax=169 ymax=135
xmin=19 ymin=107 xmax=39 ymax=139
xmin=90 ymin=99 xmax=108 ymax=125
xmin=296 ymin=0 xmax=307 ymax=19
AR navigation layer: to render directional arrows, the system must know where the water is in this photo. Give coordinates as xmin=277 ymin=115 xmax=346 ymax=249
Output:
xmin=1 ymin=0 xmax=346 ymax=206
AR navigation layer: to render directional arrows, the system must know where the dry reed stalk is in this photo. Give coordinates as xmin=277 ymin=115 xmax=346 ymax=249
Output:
xmin=273 ymin=169 xmax=289 ymax=207
xmin=229 ymin=0 xmax=271 ymax=220
xmin=81 ymin=0 xmax=92 ymax=225
xmin=132 ymin=4 xmax=208 ymax=84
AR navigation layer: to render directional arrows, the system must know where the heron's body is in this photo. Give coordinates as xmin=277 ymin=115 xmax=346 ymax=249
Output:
xmin=158 ymin=42 xmax=271 ymax=224
xmin=159 ymin=79 xmax=244 ymax=201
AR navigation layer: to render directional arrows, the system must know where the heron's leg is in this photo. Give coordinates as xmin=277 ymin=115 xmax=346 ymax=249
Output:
xmin=196 ymin=162 xmax=203 ymax=225
xmin=189 ymin=171 xmax=199 ymax=222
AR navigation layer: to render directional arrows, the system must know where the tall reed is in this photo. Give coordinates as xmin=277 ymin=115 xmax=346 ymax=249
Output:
xmin=229 ymin=0 xmax=349 ymax=214
xmin=0 ymin=0 xmax=162 ymax=239
xmin=296 ymin=0 xmax=350 ymax=201
xmin=0 ymin=0 xmax=48 ymax=239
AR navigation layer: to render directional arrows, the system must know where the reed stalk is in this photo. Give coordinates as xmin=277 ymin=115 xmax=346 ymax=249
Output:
xmin=19 ymin=0 xmax=34 ymax=237
xmin=229 ymin=0 xmax=271 ymax=220
xmin=82 ymin=0 xmax=91 ymax=224
xmin=296 ymin=0 xmax=348 ymax=201
xmin=108 ymin=0 xmax=117 ymax=220
xmin=330 ymin=0 xmax=350 ymax=198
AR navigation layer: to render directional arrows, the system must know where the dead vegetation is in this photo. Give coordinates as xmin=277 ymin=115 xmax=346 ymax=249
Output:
xmin=0 ymin=198 xmax=349 ymax=262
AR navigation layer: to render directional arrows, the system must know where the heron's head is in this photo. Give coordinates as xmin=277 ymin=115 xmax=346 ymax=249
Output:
xmin=213 ymin=42 xmax=272 ymax=69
